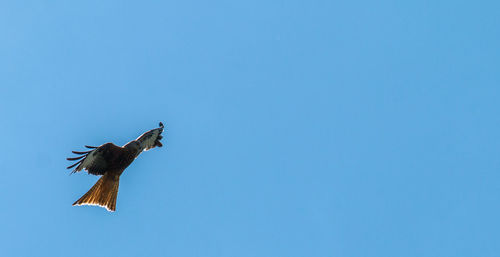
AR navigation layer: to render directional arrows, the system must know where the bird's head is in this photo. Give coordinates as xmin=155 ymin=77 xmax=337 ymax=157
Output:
xmin=125 ymin=122 xmax=165 ymax=153
xmin=155 ymin=122 xmax=164 ymax=147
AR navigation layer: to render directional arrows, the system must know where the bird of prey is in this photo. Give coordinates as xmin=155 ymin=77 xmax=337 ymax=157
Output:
xmin=67 ymin=122 xmax=165 ymax=212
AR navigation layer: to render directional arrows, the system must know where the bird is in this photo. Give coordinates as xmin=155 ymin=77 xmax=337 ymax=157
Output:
xmin=67 ymin=122 xmax=165 ymax=212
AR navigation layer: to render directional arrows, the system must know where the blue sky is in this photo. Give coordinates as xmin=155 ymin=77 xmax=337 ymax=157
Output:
xmin=0 ymin=1 xmax=499 ymax=256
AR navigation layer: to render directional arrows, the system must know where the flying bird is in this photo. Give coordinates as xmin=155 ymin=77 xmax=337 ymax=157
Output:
xmin=67 ymin=122 xmax=165 ymax=212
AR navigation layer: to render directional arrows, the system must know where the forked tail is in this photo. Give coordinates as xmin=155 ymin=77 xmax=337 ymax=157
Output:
xmin=73 ymin=173 xmax=120 ymax=212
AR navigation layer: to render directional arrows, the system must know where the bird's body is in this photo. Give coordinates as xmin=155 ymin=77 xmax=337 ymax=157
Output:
xmin=67 ymin=122 xmax=165 ymax=212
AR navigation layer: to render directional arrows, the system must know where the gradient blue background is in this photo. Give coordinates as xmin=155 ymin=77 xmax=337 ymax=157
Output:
xmin=0 ymin=1 xmax=499 ymax=256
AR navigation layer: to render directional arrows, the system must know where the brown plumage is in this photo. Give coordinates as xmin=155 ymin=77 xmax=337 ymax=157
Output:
xmin=68 ymin=122 xmax=165 ymax=212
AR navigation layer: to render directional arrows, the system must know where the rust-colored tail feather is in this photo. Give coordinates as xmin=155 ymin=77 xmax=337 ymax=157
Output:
xmin=73 ymin=174 xmax=120 ymax=212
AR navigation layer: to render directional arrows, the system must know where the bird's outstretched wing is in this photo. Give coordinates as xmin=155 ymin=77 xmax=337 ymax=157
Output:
xmin=135 ymin=122 xmax=164 ymax=152
xmin=67 ymin=143 xmax=123 ymax=175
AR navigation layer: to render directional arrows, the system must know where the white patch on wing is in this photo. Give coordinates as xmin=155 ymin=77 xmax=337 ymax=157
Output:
xmin=78 ymin=150 xmax=98 ymax=171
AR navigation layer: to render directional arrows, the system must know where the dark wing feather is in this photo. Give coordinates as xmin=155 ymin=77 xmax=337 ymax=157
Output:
xmin=67 ymin=160 xmax=83 ymax=170
xmin=67 ymin=155 xmax=86 ymax=161
xmin=72 ymin=150 xmax=92 ymax=154
xmin=67 ymin=143 xmax=122 ymax=175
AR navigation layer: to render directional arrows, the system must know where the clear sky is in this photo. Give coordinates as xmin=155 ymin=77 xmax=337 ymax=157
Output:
xmin=0 ymin=1 xmax=499 ymax=257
